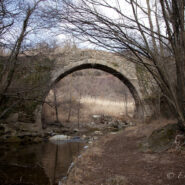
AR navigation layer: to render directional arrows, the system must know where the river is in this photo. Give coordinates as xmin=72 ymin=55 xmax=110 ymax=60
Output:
xmin=0 ymin=140 xmax=85 ymax=185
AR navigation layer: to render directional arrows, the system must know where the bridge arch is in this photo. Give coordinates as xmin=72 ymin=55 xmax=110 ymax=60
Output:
xmin=45 ymin=59 xmax=144 ymax=122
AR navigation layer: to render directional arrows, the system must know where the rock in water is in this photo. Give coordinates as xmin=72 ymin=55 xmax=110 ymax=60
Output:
xmin=49 ymin=135 xmax=71 ymax=141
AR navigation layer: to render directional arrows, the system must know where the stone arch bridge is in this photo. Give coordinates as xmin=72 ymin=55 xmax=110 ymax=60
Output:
xmin=2 ymin=49 xmax=155 ymax=130
xmin=42 ymin=50 xmax=147 ymax=122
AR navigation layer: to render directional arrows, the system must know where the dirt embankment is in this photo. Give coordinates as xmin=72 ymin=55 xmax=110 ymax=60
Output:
xmin=64 ymin=120 xmax=185 ymax=185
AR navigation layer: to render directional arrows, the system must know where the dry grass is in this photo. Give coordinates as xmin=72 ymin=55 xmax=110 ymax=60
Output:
xmin=43 ymin=96 xmax=135 ymax=125
xmin=125 ymin=118 xmax=177 ymax=138
xmin=64 ymin=134 xmax=115 ymax=185
xmin=80 ymin=96 xmax=135 ymax=117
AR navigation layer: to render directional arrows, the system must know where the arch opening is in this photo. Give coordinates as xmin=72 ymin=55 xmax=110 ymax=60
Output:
xmin=42 ymin=63 xmax=143 ymax=128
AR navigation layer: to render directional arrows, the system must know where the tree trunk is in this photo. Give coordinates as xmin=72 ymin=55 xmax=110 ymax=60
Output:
xmin=77 ymin=93 xmax=81 ymax=128
xmin=53 ymin=87 xmax=59 ymax=123
xmin=67 ymin=92 xmax=72 ymax=122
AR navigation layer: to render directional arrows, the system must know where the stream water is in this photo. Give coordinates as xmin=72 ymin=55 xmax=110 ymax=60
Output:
xmin=0 ymin=140 xmax=85 ymax=185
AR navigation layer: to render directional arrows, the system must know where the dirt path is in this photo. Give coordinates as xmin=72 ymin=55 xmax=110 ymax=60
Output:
xmin=65 ymin=125 xmax=185 ymax=185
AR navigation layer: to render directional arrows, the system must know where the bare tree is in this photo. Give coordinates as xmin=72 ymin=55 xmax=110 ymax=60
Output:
xmin=53 ymin=87 xmax=59 ymax=123
xmin=0 ymin=0 xmax=57 ymax=118
xmin=67 ymin=91 xmax=72 ymax=122
xmin=0 ymin=0 xmax=14 ymax=43
xmin=47 ymin=0 xmax=185 ymax=128
xmin=124 ymin=90 xmax=128 ymax=116
xmin=77 ymin=92 xmax=82 ymax=128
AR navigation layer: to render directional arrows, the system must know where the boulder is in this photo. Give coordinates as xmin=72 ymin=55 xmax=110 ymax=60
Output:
xmin=73 ymin=128 xmax=79 ymax=132
xmin=92 ymin=114 xmax=101 ymax=119
xmin=94 ymin=130 xmax=103 ymax=135
xmin=6 ymin=113 xmax=19 ymax=122
xmin=49 ymin=134 xmax=71 ymax=141
xmin=141 ymin=123 xmax=181 ymax=152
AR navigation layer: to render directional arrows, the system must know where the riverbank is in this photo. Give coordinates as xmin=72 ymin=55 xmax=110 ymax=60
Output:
xmin=0 ymin=115 xmax=133 ymax=144
xmin=63 ymin=119 xmax=185 ymax=185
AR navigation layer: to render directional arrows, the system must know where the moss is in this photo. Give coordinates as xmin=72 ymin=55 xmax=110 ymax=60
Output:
xmin=140 ymin=124 xmax=179 ymax=152
xmin=24 ymin=101 xmax=38 ymax=115
xmin=17 ymin=101 xmax=39 ymax=122
xmin=0 ymin=134 xmax=43 ymax=144
xmin=5 ymin=136 xmax=21 ymax=143
xmin=35 ymin=64 xmax=52 ymax=72
xmin=23 ymin=70 xmax=50 ymax=85
xmin=136 ymin=64 xmax=151 ymax=91
xmin=111 ymin=62 xmax=119 ymax=67
xmin=143 ymin=95 xmax=158 ymax=104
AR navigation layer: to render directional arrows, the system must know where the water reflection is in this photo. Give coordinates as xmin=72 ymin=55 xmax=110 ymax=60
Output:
xmin=0 ymin=140 xmax=84 ymax=185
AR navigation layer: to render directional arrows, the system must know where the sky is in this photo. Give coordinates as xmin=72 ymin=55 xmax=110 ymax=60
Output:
xmin=1 ymin=0 xmax=165 ymax=50
xmin=56 ymin=0 xmax=160 ymax=49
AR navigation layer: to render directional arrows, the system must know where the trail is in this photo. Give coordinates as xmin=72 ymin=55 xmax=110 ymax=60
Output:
xmin=65 ymin=124 xmax=185 ymax=185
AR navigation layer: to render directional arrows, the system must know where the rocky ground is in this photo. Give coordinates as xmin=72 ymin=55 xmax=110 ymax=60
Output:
xmin=63 ymin=120 xmax=185 ymax=185
xmin=0 ymin=114 xmax=133 ymax=144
